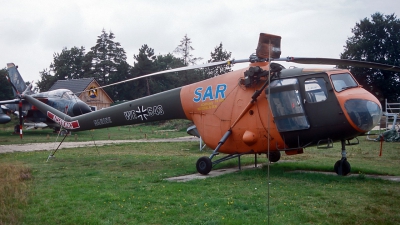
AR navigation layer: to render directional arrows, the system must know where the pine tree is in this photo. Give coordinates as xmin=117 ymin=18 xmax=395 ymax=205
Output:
xmin=173 ymin=34 xmax=205 ymax=85
xmin=89 ymin=29 xmax=127 ymax=85
xmin=174 ymin=34 xmax=203 ymax=66
xmin=206 ymin=42 xmax=232 ymax=78
xmin=131 ymin=44 xmax=157 ymax=97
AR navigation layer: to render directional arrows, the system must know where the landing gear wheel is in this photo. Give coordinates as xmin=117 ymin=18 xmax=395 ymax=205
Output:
xmin=14 ymin=125 xmax=20 ymax=134
xmin=196 ymin=156 xmax=212 ymax=175
xmin=334 ymin=159 xmax=351 ymax=176
xmin=267 ymin=151 xmax=281 ymax=163
xmin=59 ymin=130 xmax=68 ymax=136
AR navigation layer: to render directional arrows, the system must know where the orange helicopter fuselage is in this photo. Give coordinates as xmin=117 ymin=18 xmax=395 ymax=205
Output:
xmin=180 ymin=62 xmax=382 ymax=155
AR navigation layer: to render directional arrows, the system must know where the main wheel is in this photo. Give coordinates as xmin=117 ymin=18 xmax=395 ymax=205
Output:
xmin=14 ymin=125 xmax=20 ymax=134
xmin=59 ymin=130 xmax=68 ymax=136
xmin=334 ymin=159 xmax=351 ymax=176
xmin=196 ymin=156 xmax=212 ymax=175
xmin=267 ymin=151 xmax=281 ymax=163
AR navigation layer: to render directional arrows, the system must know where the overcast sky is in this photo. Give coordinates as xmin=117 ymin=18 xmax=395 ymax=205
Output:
xmin=1 ymin=0 xmax=399 ymax=85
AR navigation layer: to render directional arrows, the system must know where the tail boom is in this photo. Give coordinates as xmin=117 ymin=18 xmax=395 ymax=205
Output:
xmin=23 ymin=87 xmax=188 ymax=131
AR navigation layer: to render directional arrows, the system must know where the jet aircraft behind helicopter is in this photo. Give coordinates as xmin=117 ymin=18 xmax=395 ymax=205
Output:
xmin=0 ymin=63 xmax=92 ymax=135
xmin=21 ymin=33 xmax=400 ymax=176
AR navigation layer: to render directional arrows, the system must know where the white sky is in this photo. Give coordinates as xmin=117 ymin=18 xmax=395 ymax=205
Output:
xmin=1 ymin=0 xmax=399 ymax=85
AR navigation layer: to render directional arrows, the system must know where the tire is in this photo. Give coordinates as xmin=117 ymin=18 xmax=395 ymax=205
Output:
xmin=196 ymin=156 xmax=212 ymax=175
xmin=14 ymin=125 xmax=20 ymax=134
xmin=334 ymin=159 xmax=351 ymax=176
xmin=267 ymin=151 xmax=281 ymax=163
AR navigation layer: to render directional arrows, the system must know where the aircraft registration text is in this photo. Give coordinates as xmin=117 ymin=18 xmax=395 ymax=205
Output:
xmin=124 ymin=105 xmax=164 ymax=121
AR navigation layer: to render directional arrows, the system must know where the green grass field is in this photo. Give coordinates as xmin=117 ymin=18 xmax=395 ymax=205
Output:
xmin=1 ymin=124 xmax=400 ymax=224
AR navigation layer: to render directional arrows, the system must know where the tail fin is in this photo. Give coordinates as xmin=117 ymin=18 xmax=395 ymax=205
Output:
xmin=6 ymin=63 xmax=33 ymax=96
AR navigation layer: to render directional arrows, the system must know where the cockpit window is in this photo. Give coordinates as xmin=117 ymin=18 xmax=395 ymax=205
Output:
xmin=48 ymin=90 xmax=61 ymax=98
xmin=305 ymin=78 xmax=327 ymax=103
xmin=61 ymin=91 xmax=72 ymax=100
xmin=331 ymin=73 xmax=358 ymax=92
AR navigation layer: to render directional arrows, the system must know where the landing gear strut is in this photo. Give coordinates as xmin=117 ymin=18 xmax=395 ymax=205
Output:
xmin=14 ymin=125 xmax=20 ymax=134
xmin=196 ymin=130 xmax=232 ymax=175
xmin=334 ymin=139 xmax=351 ymax=176
xmin=197 ymin=130 xmax=257 ymax=175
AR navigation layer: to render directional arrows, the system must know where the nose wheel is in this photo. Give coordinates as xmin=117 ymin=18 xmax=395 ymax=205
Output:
xmin=334 ymin=158 xmax=351 ymax=176
xmin=334 ymin=140 xmax=351 ymax=176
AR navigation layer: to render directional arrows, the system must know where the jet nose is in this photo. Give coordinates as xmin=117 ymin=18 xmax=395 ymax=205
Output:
xmin=0 ymin=114 xmax=11 ymax=124
xmin=72 ymin=102 xmax=92 ymax=116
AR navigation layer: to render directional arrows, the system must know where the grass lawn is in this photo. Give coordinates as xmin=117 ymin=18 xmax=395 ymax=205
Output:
xmin=1 ymin=125 xmax=400 ymax=224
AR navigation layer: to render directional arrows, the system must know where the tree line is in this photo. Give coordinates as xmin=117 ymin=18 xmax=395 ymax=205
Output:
xmin=36 ymin=31 xmax=232 ymax=101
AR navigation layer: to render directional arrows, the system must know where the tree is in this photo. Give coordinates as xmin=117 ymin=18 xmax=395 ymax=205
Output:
xmin=107 ymin=60 xmax=132 ymax=101
xmin=35 ymin=29 xmax=130 ymax=99
xmin=50 ymin=46 xmax=86 ymax=80
xmin=89 ymin=29 xmax=127 ymax=85
xmin=340 ymin=12 xmax=400 ymax=103
xmin=0 ymin=68 xmax=13 ymax=100
xmin=152 ymin=53 xmax=185 ymax=92
xmin=131 ymin=44 xmax=157 ymax=97
xmin=206 ymin=42 xmax=232 ymax=78
xmin=173 ymin=34 xmax=205 ymax=85
xmin=36 ymin=68 xmax=57 ymax=92
xmin=174 ymin=34 xmax=203 ymax=66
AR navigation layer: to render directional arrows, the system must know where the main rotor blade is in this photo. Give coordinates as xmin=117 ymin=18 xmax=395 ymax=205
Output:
xmin=274 ymin=57 xmax=400 ymax=72
xmin=77 ymin=60 xmax=232 ymax=94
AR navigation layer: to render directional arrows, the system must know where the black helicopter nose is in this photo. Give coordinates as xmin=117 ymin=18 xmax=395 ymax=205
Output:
xmin=345 ymin=99 xmax=382 ymax=132
xmin=72 ymin=102 xmax=92 ymax=116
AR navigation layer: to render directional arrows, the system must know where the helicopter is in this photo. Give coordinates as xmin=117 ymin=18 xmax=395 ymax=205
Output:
xmin=21 ymin=33 xmax=400 ymax=176
xmin=0 ymin=63 xmax=92 ymax=137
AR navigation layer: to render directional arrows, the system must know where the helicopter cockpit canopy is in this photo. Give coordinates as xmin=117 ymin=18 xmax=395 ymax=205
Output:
xmin=46 ymin=89 xmax=77 ymax=100
xmin=268 ymin=78 xmax=310 ymax=132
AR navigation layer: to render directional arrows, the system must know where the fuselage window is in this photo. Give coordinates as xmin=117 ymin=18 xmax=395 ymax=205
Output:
xmin=331 ymin=73 xmax=358 ymax=92
xmin=305 ymin=78 xmax=328 ymax=103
